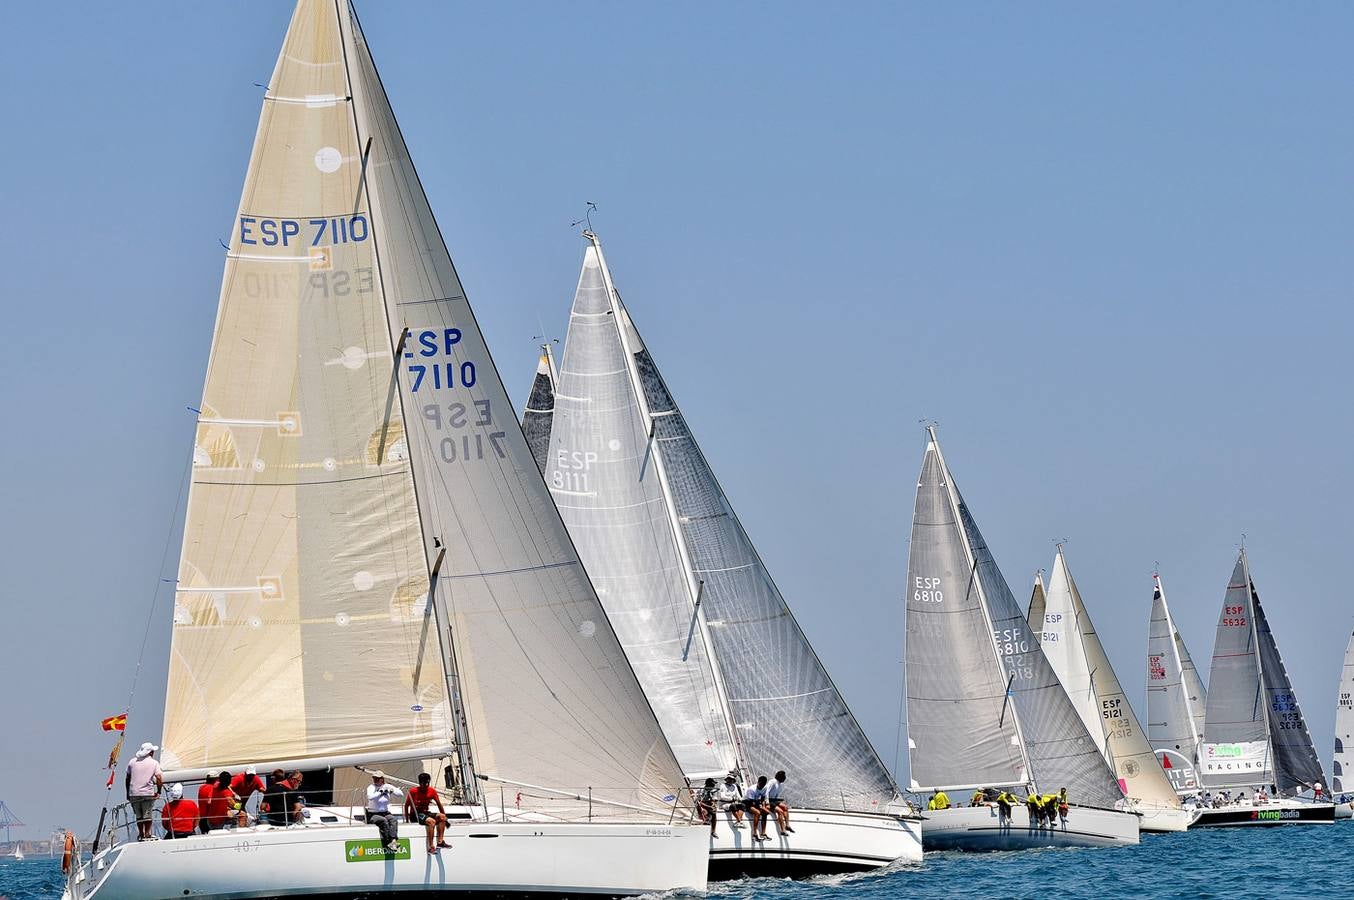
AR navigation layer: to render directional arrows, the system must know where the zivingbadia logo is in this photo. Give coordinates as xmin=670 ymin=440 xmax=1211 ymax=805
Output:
xmin=343 ymin=839 xmax=411 ymax=861
xmin=1251 ymin=809 xmax=1300 ymax=821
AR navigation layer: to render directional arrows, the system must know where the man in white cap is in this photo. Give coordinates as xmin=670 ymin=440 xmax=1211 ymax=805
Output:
xmin=163 ymin=783 xmax=199 ymax=840
xmin=365 ymin=771 xmax=404 ymax=852
xmin=125 ymin=742 xmax=163 ymax=841
xmin=231 ymin=766 xmax=266 ymax=826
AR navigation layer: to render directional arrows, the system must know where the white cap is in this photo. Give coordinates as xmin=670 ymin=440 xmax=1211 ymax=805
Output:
xmin=370 ymin=770 xmax=386 ymax=779
xmin=168 ymin=783 xmax=184 ymax=800
xmin=245 ymin=765 xmax=257 ymax=775
xmin=205 ymin=770 xmax=219 ymax=779
xmin=134 ymin=742 xmax=158 ymax=759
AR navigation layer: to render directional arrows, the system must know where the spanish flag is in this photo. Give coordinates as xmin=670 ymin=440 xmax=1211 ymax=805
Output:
xmin=101 ymin=713 xmax=127 ymax=732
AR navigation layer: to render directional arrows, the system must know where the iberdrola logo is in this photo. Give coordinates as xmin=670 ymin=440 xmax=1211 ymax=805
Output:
xmin=344 ymin=839 xmax=411 ymax=862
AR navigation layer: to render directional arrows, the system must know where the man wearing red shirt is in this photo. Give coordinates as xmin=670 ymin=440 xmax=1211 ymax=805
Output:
xmin=230 ymin=766 xmax=267 ymax=826
xmin=196 ymin=772 xmax=218 ymax=835
xmin=163 ymin=783 xmax=199 ymax=839
xmin=403 ymin=772 xmax=451 ymax=854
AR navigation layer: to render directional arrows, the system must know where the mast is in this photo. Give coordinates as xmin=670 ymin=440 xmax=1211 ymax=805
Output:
xmin=585 ymin=230 xmax=745 ymax=777
xmin=927 ymin=426 xmax=1035 ymax=790
xmin=336 ymin=1 xmax=476 ymax=799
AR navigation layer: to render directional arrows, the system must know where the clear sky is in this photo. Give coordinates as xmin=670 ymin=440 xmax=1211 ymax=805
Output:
xmin=2 ymin=1 xmax=1351 ymax=837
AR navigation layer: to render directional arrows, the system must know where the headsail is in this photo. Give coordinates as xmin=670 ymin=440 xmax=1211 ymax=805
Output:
xmin=521 ymin=344 xmax=557 ymax=475
xmin=1251 ymin=583 xmax=1326 ymax=793
xmin=1147 ymin=574 xmax=1206 ymax=792
xmin=1335 ymin=630 xmax=1354 ymax=794
xmin=165 ymin=0 xmax=691 ymax=820
xmin=1201 ymin=553 xmax=1271 ymax=788
xmin=907 ymin=431 xmax=1124 ymax=809
xmin=547 ymin=237 xmax=896 ymax=809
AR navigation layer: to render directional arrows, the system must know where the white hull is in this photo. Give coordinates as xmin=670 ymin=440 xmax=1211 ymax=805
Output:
xmin=1135 ymin=805 xmax=1199 ymax=833
xmin=1336 ymin=801 xmax=1352 ymax=820
xmin=921 ymin=805 xmax=1139 ymax=851
xmin=706 ymin=807 xmax=921 ymax=879
xmin=65 ymin=820 xmax=709 ymax=899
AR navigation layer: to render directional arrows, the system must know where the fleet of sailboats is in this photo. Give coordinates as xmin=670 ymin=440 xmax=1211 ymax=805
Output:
xmin=56 ymin=1 xmax=1353 ymax=895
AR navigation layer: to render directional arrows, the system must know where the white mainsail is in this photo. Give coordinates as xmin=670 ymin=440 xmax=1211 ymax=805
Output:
xmin=1335 ymin=629 xmax=1354 ymax=795
xmin=1042 ymin=550 xmax=1180 ymax=809
xmin=1038 ymin=551 xmax=1107 ymax=759
xmin=905 ymin=430 xmax=1124 ymax=809
xmin=162 ymin=0 xmax=691 ymax=820
xmin=542 ymin=236 xmax=897 ymax=809
xmin=1146 ymin=574 xmax=1207 ymax=792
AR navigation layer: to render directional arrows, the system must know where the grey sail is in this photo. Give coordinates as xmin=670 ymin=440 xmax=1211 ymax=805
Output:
xmin=1335 ymin=630 xmax=1354 ymax=793
xmin=521 ymin=344 xmax=557 ymax=475
xmin=1027 ymin=572 xmax=1046 ymax=646
xmin=544 ymin=246 xmax=739 ymax=781
xmin=954 ymin=492 xmax=1125 ymax=809
xmin=905 ymin=439 xmax=1027 ymax=791
xmin=344 ymin=12 xmax=691 ymax=818
xmin=1252 ymin=583 xmax=1327 ymax=792
xmin=1147 ymin=575 xmax=1206 ymax=788
xmin=547 ymin=238 xmax=897 ymax=810
xmin=1201 ymin=553 xmax=1270 ymax=789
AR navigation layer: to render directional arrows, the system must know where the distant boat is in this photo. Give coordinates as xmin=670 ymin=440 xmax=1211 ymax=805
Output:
xmin=1034 ymin=548 xmax=1194 ymax=831
xmin=1335 ymin=628 xmax=1354 ymax=819
xmin=531 ymin=232 xmax=922 ymax=877
xmin=904 ymin=428 xmax=1138 ymax=850
xmin=1196 ymin=550 xmax=1334 ymax=826
xmin=1146 ymin=573 xmax=1208 ymax=795
xmin=13 ymin=846 xmax=23 ymax=860
xmin=60 ymin=2 xmax=709 ymax=897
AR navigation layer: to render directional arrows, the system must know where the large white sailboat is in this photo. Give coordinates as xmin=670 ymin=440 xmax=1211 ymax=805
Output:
xmin=526 ymin=233 xmax=922 ymax=878
xmin=63 ymin=3 xmax=709 ymax=898
xmin=1034 ymin=549 xmax=1194 ymax=831
xmin=1333 ymin=628 xmax=1353 ymax=819
xmin=1196 ymin=550 xmax=1333 ymax=826
xmin=1146 ymin=573 xmax=1208 ymax=796
xmin=904 ymin=429 xmax=1139 ymax=850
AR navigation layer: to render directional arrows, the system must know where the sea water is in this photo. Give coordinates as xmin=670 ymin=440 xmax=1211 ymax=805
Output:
xmin=2 ymin=824 xmax=1348 ymax=900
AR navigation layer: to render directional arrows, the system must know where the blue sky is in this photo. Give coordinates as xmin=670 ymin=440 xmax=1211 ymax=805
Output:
xmin=2 ymin=1 xmax=1351 ymax=835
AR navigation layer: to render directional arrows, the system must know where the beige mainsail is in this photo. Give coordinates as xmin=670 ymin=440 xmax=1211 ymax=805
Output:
xmin=163 ymin=0 xmax=689 ymax=820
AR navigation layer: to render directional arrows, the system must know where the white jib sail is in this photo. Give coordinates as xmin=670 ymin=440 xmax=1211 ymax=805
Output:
xmin=1335 ymin=629 xmax=1354 ymax=794
xmin=1146 ymin=574 xmax=1206 ymax=791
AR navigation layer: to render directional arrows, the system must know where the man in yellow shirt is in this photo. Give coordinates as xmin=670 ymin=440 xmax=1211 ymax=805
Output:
xmin=926 ymin=790 xmax=951 ymax=811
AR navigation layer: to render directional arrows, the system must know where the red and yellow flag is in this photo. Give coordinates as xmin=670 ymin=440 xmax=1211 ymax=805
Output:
xmin=101 ymin=713 xmax=127 ymax=732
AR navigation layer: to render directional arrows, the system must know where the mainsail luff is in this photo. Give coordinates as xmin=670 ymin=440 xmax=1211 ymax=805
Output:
xmin=1147 ymin=575 xmax=1206 ymax=776
xmin=1335 ymin=630 xmax=1354 ymax=794
xmin=1057 ymin=553 xmax=1180 ymax=808
xmin=350 ymin=13 xmax=693 ymax=816
xmin=162 ymin=0 xmax=454 ymax=774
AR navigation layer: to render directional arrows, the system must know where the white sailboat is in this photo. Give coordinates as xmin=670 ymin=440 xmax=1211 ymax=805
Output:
xmin=1146 ymin=573 xmax=1208 ymax=796
xmin=904 ymin=429 xmax=1139 ymax=850
xmin=1195 ymin=550 xmax=1333 ymax=826
xmin=12 ymin=846 xmax=23 ymax=861
xmin=1035 ymin=549 xmax=1194 ymax=831
xmin=63 ymin=3 xmax=708 ymax=898
xmin=1333 ymin=628 xmax=1353 ymax=819
xmin=529 ymin=233 xmax=921 ymax=878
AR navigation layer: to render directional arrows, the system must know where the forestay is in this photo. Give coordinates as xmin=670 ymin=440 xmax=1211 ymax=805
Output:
xmin=162 ymin=0 xmax=452 ymax=774
xmin=344 ymin=10 xmax=690 ymax=817
xmin=544 ymin=246 xmax=738 ymax=781
xmin=1201 ymin=554 xmax=1272 ymax=788
xmin=1335 ymin=630 xmax=1354 ymax=794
